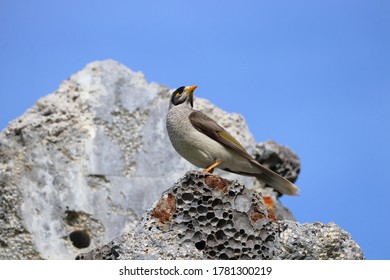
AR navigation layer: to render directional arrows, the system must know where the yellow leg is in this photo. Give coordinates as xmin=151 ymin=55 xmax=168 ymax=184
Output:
xmin=203 ymin=159 xmax=222 ymax=173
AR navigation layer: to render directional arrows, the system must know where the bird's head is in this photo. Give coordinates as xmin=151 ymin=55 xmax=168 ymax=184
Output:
xmin=169 ymin=85 xmax=197 ymax=109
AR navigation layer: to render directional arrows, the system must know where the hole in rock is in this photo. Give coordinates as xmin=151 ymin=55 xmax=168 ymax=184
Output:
xmin=195 ymin=240 xmax=206 ymax=250
xmin=69 ymin=230 xmax=91 ymax=249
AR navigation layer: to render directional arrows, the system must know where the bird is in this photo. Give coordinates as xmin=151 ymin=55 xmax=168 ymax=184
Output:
xmin=166 ymin=85 xmax=299 ymax=196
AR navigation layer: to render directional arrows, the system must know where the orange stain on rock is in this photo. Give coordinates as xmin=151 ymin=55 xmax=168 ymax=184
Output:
xmin=150 ymin=193 xmax=176 ymax=224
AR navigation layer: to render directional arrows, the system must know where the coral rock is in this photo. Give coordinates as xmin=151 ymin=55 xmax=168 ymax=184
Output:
xmin=0 ymin=60 xmax=363 ymax=260
xmin=76 ymin=172 xmax=364 ymax=260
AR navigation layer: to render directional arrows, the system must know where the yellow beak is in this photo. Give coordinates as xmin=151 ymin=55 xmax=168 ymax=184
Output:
xmin=187 ymin=85 xmax=198 ymax=95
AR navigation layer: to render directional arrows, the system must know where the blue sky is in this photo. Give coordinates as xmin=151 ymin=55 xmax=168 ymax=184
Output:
xmin=1 ymin=0 xmax=389 ymax=259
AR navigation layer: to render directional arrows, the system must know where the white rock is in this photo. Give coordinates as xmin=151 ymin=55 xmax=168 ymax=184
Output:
xmin=0 ymin=60 xmax=257 ymax=259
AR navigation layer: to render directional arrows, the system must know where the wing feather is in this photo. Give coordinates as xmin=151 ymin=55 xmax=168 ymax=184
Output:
xmin=189 ymin=111 xmax=250 ymax=157
xmin=189 ymin=110 xmax=299 ymax=196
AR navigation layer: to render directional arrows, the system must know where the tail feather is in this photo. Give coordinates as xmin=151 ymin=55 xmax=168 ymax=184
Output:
xmin=224 ymin=159 xmax=300 ymax=196
xmin=254 ymin=164 xmax=299 ymax=196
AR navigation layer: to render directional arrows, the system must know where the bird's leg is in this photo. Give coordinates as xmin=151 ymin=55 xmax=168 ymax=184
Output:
xmin=203 ymin=159 xmax=222 ymax=173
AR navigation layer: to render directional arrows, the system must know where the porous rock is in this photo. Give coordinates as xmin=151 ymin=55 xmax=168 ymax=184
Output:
xmin=76 ymin=172 xmax=364 ymax=260
xmin=0 ymin=60 xmax=287 ymax=259
xmin=0 ymin=60 xmax=363 ymax=260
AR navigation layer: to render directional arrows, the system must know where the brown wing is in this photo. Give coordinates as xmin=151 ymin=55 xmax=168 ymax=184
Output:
xmin=189 ymin=110 xmax=251 ymax=158
xmin=189 ymin=111 xmax=300 ymax=196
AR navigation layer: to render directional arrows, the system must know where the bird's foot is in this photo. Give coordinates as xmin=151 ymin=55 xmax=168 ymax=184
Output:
xmin=203 ymin=159 xmax=222 ymax=173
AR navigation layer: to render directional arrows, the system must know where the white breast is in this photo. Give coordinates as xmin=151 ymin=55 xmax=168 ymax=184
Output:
xmin=166 ymin=104 xmax=227 ymax=168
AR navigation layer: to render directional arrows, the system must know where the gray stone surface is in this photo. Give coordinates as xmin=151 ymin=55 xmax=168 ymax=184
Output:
xmin=0 ymin=60 xmax=268 ymax=259
xmin=76 ymin=172 xmax=364 ymax=260
xmin=0 ymin=60 xmax=363 ymax=260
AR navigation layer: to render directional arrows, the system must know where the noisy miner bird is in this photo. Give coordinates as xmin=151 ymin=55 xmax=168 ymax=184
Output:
xmin=166 ymin=85 xmax=299 ymax=196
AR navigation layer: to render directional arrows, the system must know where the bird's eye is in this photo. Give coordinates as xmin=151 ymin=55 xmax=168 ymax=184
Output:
xmin=171 ymin=86 xmax=186 ymax=105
